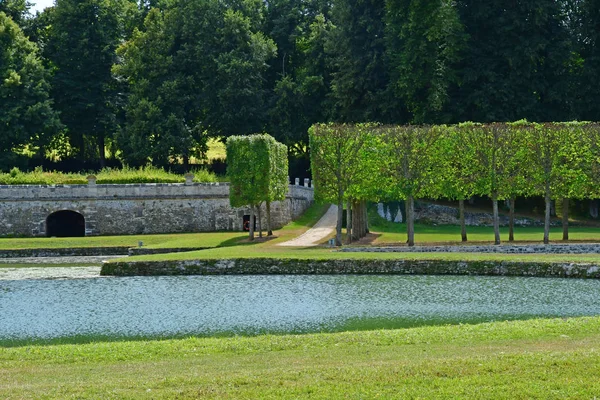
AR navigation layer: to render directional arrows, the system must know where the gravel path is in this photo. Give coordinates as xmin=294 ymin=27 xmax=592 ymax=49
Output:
xmin=278 ymin=205 xmax=338 ymax=247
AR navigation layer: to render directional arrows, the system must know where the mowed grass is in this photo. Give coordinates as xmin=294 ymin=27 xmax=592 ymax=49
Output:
xmin=0 ymin=232 xmax=245 ymax=250
xmin=370 ymin=219 xmax=600 ymax=244
xmin=122 ymin=245 xmax=600 ymax=263
xmin=205 ymin=138 xmax=226 ymax=160
xmin=1 ymin=317 xmax=599 ymax=399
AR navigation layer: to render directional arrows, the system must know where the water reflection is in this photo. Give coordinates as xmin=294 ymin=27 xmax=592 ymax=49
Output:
xmin=1 ymin=275 xmax=599 ymax=341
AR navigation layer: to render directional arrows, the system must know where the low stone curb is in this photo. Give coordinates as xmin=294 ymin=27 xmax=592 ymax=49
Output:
xmin=127 ymin=247 xmax=209 ymax=256
xmin=0 ymin=246 xmax=208 ymax=258
xmin=341 ymin=243 xmax=600 ymax=254
xmin=0 ymin=247 xmax=131 ymax=258
xmin=101 ymin=258 xmax=600 ymax=279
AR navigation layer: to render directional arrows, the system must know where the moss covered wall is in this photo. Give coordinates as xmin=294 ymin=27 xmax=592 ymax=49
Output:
xmin=101 ymin=258 xmax=600 ymax=279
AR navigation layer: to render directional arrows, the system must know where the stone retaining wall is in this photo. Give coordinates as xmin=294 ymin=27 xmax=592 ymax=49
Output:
xmin=0 ymin=247 xmax=131 ymax=258
xmin=341 ymin=243 xmax=600 ymax=254
xmin=101 ymin=258 xmax=600 ymax=279
xmin=0 ymin=246 xmax=208 ymax=258
xmin=0 ymin=181 xmax=313 ymax=236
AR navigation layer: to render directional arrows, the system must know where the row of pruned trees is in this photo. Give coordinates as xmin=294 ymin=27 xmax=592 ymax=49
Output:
xmin=309 ymin=122 xmax=600 ymax=246
xmin=227 ymin=134 xmax=288 ymax=240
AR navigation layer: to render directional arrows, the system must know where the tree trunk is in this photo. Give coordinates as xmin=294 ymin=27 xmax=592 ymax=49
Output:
xmin=352 ymin=200 xmax=360 ymax=240
xmin=346 ymin=200 xmax=353 ymax=244
xmin=98 ymin=134 xmax=106 ymax=169
xmin=363 ymin=201 xmax=369 ymax=234
xmin=256 ymin=205 xmax=263 ymax=238
xmin=407 ymin=195 xmax=415 ymax=247
xmin=492 ymin=196 xmax=500 ymax=245
xmin=266 ymin=201 xmax=272 ymax=236
xmin=590 ymin=200 xmax=599 ymax=219
xmin=459 ymin=199 xmax=467 ymax=242
xmin=356 ymin=201 xmax=364 ymax=239
xmin=544 ymin=191 xmax=551 ymax=244
xmin=249 ymin=206 xmax=255 ymax=241
xmin=77 ymin=134 xmax=85 ymax=162
xmin=508 ymin=198 xmax=515 ymax=242
xmin=562 ymin=198 xmax=569 ymax=241
xmin=336 ymin=198 xmax=343 ymax=246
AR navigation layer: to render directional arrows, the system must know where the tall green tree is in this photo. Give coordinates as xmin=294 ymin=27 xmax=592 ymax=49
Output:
xmin=114 ymin=8 xmax=197 ymax=167
xmin=524 ymin=123 xmax=591 ymax=244
xmin=309 ymin=123 xmax=374 ymax=246
xmin=575 ymin=0 xmax=600 ymax=120
xmin=267 ymin=7 xmax=334 ymax=154
xmin=328 ymin=0 xmax=404 ymax=123
xmin=227 ymin=134 xmax=288 ymax=240
xmin=383 ymin=125 xmax=444 ymax=246
xmin=0 ymin=0 xmax=30 ymax=26
xmin=45 ymin=0 xmax=130 ymax=166
xmin=452 ymin=0 xmax=574 ymax=122
xmin=116 ymin=0 xmax=276 ymax=167
xmin=385 ymin=0 xmax=465 ymax=124
xmin=435 ymin=124 xmax=478 ymax=242
xmin=0 ymin=11 xmax=61 ymax=170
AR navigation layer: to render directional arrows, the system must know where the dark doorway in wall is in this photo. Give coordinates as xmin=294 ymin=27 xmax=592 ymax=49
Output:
xmin=242 ymin=215 xmax=257 ymax=232
xmin=46 ymin=211 xmax=85 ymax=237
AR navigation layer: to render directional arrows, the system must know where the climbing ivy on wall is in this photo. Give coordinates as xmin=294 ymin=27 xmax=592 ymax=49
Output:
xmin=226 ymin=134 xmax=288 ymax=239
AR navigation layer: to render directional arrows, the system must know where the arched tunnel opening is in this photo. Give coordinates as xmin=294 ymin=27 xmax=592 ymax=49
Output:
xmin=46 ymin=210 xmax=85 ymax=237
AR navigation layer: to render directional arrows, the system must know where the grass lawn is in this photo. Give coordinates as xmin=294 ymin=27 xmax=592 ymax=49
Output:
xmin=205 ymin=138 xmax=226 ymax=160
xmin=1 ymin=317 xmax=599 ymax=398
xmin=370 ymin=218 xmax=600 ymax=244
xmin=122 ymin=244 xmax=600 ymax=264
xmin=0 ymin=232 xmax=246 ymax=251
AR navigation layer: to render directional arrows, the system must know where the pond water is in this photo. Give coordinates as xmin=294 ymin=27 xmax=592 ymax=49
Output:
xmin=1 ymin=274 xmax=600 ymax=343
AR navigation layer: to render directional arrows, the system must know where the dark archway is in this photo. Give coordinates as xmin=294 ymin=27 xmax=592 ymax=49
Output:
xmin=46 ymin=210 xmax=85 ymax=237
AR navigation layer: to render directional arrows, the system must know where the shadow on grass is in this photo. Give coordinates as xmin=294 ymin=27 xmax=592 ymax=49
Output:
xmin=215 ymin=235 xmax=254 ymax=248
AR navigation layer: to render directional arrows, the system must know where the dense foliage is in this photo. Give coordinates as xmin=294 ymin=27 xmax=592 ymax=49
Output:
xmin=226 ymin=134 xmax=288 ymax=239
xmin=4 ymin=0 xmax=600 ymax=175
xmin=0 ymin=11 xmax=61 ymax=170
xmin=310 ymin=122 xmax=600 ymax=246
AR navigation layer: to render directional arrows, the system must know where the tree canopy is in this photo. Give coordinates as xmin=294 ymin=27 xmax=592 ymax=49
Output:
xmin=5 ymin=0 xmax=600 ymax=177
xmin=0 ymin=11 xmax=61 ymax=170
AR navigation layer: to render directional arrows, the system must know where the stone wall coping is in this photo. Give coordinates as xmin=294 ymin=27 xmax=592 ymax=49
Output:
xmin=0 ymin=182 xmax=314 ymax=203
xmin=340 ymin=243 xmax=600 ymax=254
xmin=101 ymin=257 xmax=600 ymax=278
xmin=0 ymin=182 xmax=315 ymax=190
xmin=0 ymin=182 xmax=224 ymax=189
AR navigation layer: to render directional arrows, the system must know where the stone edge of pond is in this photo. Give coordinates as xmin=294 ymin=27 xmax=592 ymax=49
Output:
xmin=340 ymin=243 xmax=600 ymax=254
xmin=101 ymin=258 xmax=600 ymax=279
xmin=0 ymin=247 xmax=208 ymax=258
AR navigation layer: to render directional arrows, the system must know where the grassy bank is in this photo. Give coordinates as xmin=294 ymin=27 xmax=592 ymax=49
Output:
xmin=121 ymin=245 xmax=600 ymax=264
xmin=370 ymin=220 xmax=600 ymax=244
xmin=1 ymin=317 xmax=599 ymax=398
